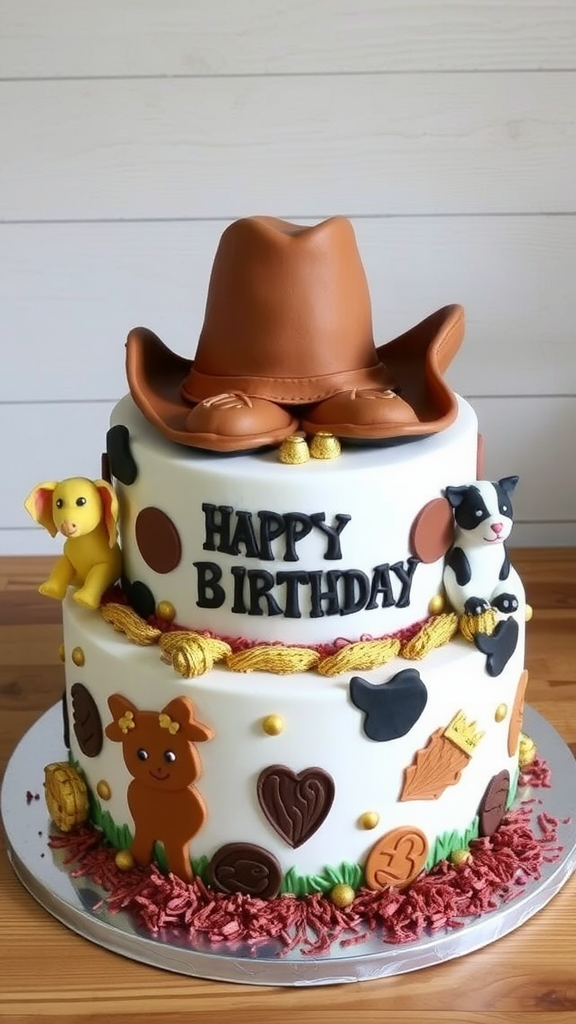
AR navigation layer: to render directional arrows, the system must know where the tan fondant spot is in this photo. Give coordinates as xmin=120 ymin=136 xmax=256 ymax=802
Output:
xmin=359 ymin=811 xmax=380 ymax=830
xmin=495 ymin=703 xmax=508 ymax=723
xmin=365 ymin=826 xmax=428 ymax=890
xmin=96 ymin=780 xmax=111 ymax=801
xmin=508 ymin=669 xmax=529 ymax=757
xmin=71 ymin=646 xmax=85 ymax=667
xmin=279 ymin=435 xmax=310 ymax=464
xmin=58 ymin=643 xmax=65 ymax=663
xmin=115 ymin=849 xmax=135 ymax=871
xmin=525 ymin=603 xmax=533 ymax=622
xmin=262 ymin=714 xmax=285 ymax=736
xmin=329 ymin=883 xmax=355 ymax=907
xmin=156 ymin=600 xmax=176 ymax=622
xmin=409 ymin=498 xmax=454 ymax=564
xmin=135 ymin=507 xmax=182 ymax=574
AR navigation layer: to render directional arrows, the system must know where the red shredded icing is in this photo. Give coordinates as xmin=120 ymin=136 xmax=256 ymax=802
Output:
xmin=519 ymin=756 xmax=552 ymax=790
xmin=101 ymin=584 xmax=428 ymax=660
xmin=48 ymin=801 xmax=566 ymax=956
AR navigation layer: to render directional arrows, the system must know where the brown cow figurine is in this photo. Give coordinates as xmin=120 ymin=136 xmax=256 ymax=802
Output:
xmin=105 ymin=694 xmax=213 ymax=882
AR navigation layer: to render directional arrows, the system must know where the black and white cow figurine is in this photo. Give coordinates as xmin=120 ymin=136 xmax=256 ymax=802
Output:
xmin=443 ymin=477 xmax=521 ymax=617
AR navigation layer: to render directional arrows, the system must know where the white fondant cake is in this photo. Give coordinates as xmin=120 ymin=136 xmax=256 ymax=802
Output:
xmin=61 ymin=393 xmax=527 ymax=895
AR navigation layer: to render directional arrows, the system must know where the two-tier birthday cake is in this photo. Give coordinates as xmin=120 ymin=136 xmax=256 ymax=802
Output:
xmin=23 ymin=216 xmax=537 ymax=950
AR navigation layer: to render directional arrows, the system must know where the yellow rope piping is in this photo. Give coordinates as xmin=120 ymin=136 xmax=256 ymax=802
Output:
xmin=399 ymin=612 xmax=459 ymax=661
xmin=317 ymin=638 xmax=401 ymax=676
xmin=100 ymin=603 xmax=162 ymax=645
xmin=458 ymin=609 xmax=498 ymax=642
xmin=226 ymin=646 xmax=321 ymax=675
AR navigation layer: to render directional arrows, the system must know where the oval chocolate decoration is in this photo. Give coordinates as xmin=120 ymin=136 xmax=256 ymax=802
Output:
xmin=208 ymin=843 xmax=282 ymax=899
xmin=127 ymin=580 xmax=156 ymax=618
xmin=135 ymin=507 xmax=182 ymax=575
xmin=478 ymin=769 xmax=510 ymax=837
xmin=365 ymin=826 xmax=428 ymax=890
xmin=409 ymin=498 xmax=454 ymax=564
xmin=71 ymin=682 xmax=103 ymax=757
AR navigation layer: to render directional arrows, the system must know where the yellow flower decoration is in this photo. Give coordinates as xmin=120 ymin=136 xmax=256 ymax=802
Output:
xmin=118 ymin=710 xmax=135 ymax=734
xmin=159 ymin=712 xmax=180 ymax=735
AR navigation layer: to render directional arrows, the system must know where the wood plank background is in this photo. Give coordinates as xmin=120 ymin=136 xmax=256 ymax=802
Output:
xmin=1 ymin=1 xmax=575 ymax=554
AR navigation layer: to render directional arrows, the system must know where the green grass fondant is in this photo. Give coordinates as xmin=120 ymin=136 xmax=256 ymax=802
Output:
xmin=424 ymin=816 xmax=480 ymax=872
xmin=279 ymin=861 xmax=364 ymax=896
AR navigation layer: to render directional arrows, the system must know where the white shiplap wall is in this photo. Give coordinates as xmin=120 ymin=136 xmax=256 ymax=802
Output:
xmin=2 ymin=0 xmax=575 ymax=554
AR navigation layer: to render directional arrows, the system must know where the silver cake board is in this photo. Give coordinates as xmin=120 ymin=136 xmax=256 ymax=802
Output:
xmin=2 ymin=704 xmax=576 ymax=987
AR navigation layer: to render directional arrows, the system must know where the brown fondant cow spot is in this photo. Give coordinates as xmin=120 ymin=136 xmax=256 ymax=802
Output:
xmin=135 ymin=507 xmax=182 ymax=574
xmin=409 ymin=498 xmax=454 ymax=564
xmin=71 ymin=683 xmax=103 ymax=757
xmin=479 ymin=769 xmax=510 ymax=837
xmin=208 ymin=843 xmax=282 ymax=898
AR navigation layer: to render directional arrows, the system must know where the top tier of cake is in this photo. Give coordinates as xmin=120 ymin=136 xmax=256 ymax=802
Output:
xmin=109 ymin=394 xmax=478 ymax=645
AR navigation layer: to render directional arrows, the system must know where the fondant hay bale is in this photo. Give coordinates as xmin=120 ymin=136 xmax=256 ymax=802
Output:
xmin=317 ymin=638 xmax=401 ymax=676
xmin=459 ymin=609 xmax=498 ymax=642
xmin=158 ymin=631 xmax=230 ymax=678
xmin=227 ymin=646 xmax=320 ymax=674
xmin=100 ymin=603 xmax=161 ymax=645
xmin=400 ymin=613 xmax=458 ymax=661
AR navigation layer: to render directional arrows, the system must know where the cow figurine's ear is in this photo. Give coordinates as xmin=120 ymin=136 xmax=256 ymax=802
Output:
xmin=498 ymin=476 xmax=519 ymax=495
xmin=160 ymin=697 xmax=213 ymax=743
xmin=106 ymin=693 xmax=138 ymax=741
xmin=444 ymin=485 xmax=469 ymax=509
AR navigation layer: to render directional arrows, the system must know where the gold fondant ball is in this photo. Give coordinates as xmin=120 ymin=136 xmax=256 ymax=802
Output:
xmin=329 ymin=884 xmax=355 ymax=908
xmin=494 ymin=703 xmax=508 ymax=723
xmin=58 ymin=643 xmax=65 ymax=663
xmin=525 ymin=604 xmax=533 ymax=622
xmin=96 ymin=780 xmax=111 ymax=801
xmin=115 ymin=850 xmax=135 ymax=871
xmin=309 ymin=432 xmax=341 ymax=460
xmin=450 ymin=849 xmax=473 ymax=866
xmin=279 ymin=435 xmax=310 ymax=465
xmin=359 ymin=811 xmax=380 ymax=830
xmin=262 ymin=714 xmax=284 ymax=736
xmin=156 ymin=600 xmax=176 ymax=622
xmin=519 ymin=733 xmax=537 ymax=767
xmin=428 ymin=594 xmax=445 ymax=615
xmin=71 ymin=647 xmax=85 ymax=667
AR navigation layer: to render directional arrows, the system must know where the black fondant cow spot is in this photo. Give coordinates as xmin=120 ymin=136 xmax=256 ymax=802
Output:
xmin=474 ymin=617 xmax=519 ymax=677
xmin=350 ymin=669 xmax=428 ymax=742
xmin=126 ymin=579 xmax=156 ymax=619
xmin=208 ymin=843 xmax=282 ymax=898
xmin=478 ymin=769 xmax=510 ymax=836
xmin=135 ymin=507 xmax=182 ymax=574
xmin=71 ymin=683 xmax=103 ymax=757
xmin=62 ymin=689 xmax=70 ymax=750
xmin=106 ymin=424 xmax=138 ymax=485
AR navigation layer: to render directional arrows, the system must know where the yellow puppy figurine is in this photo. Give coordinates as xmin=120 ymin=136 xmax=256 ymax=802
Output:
xmin=25 ymin=477 xmax=122 ymax=610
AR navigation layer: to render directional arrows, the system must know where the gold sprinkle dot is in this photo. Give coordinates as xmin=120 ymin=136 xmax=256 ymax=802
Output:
xmin=279 ymin=435 xmax=310 ymax=465
xmin=359 ymin=811 xmax=380 ymax=830
xmin=115 ymin=850 xmax=135 ymax=871
xmin=156 ymin=600 xmax=176 ymax=622
xmin=71 ymin=647 xmax=85 ymax=667
xmin=262 ymin=714 xmax=284 ymax=736
xmin=494 ymin=703 xmax=508 ymax=723
xmin=58 ymin=643 xmax=65 ymax=663
xmin=450 ymin=849 xmax=473 ymax=866
xmin=96 ymin=780 xmax=111 ymax=801
xmin=519 ymin=733 xmax=537 ymax=768
xmin=428 ymin=594 xmax=445 ymax=615
xmin=330 ymin=883 xmax=355 ymax=908
xmin=525 ymin=604 xmax=533 ymax=622
xmin=309 ymin=432 xmax=341 ymax=460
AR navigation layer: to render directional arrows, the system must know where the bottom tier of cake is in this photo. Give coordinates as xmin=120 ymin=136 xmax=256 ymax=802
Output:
xmin=62 ymin=595 xmax=527 ymax=897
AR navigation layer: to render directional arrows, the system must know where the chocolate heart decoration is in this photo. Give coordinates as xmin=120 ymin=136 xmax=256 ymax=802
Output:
xmin=257 ymin=765 xmax=335 ymax=848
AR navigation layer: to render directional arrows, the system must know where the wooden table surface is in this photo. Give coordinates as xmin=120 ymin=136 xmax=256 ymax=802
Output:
xmin=1 ymin=552 xmax=575 ymax=1024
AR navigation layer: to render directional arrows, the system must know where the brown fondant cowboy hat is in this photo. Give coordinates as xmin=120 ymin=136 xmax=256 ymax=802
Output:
xmin=126 ymin=216 xmax=464 ymax=452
